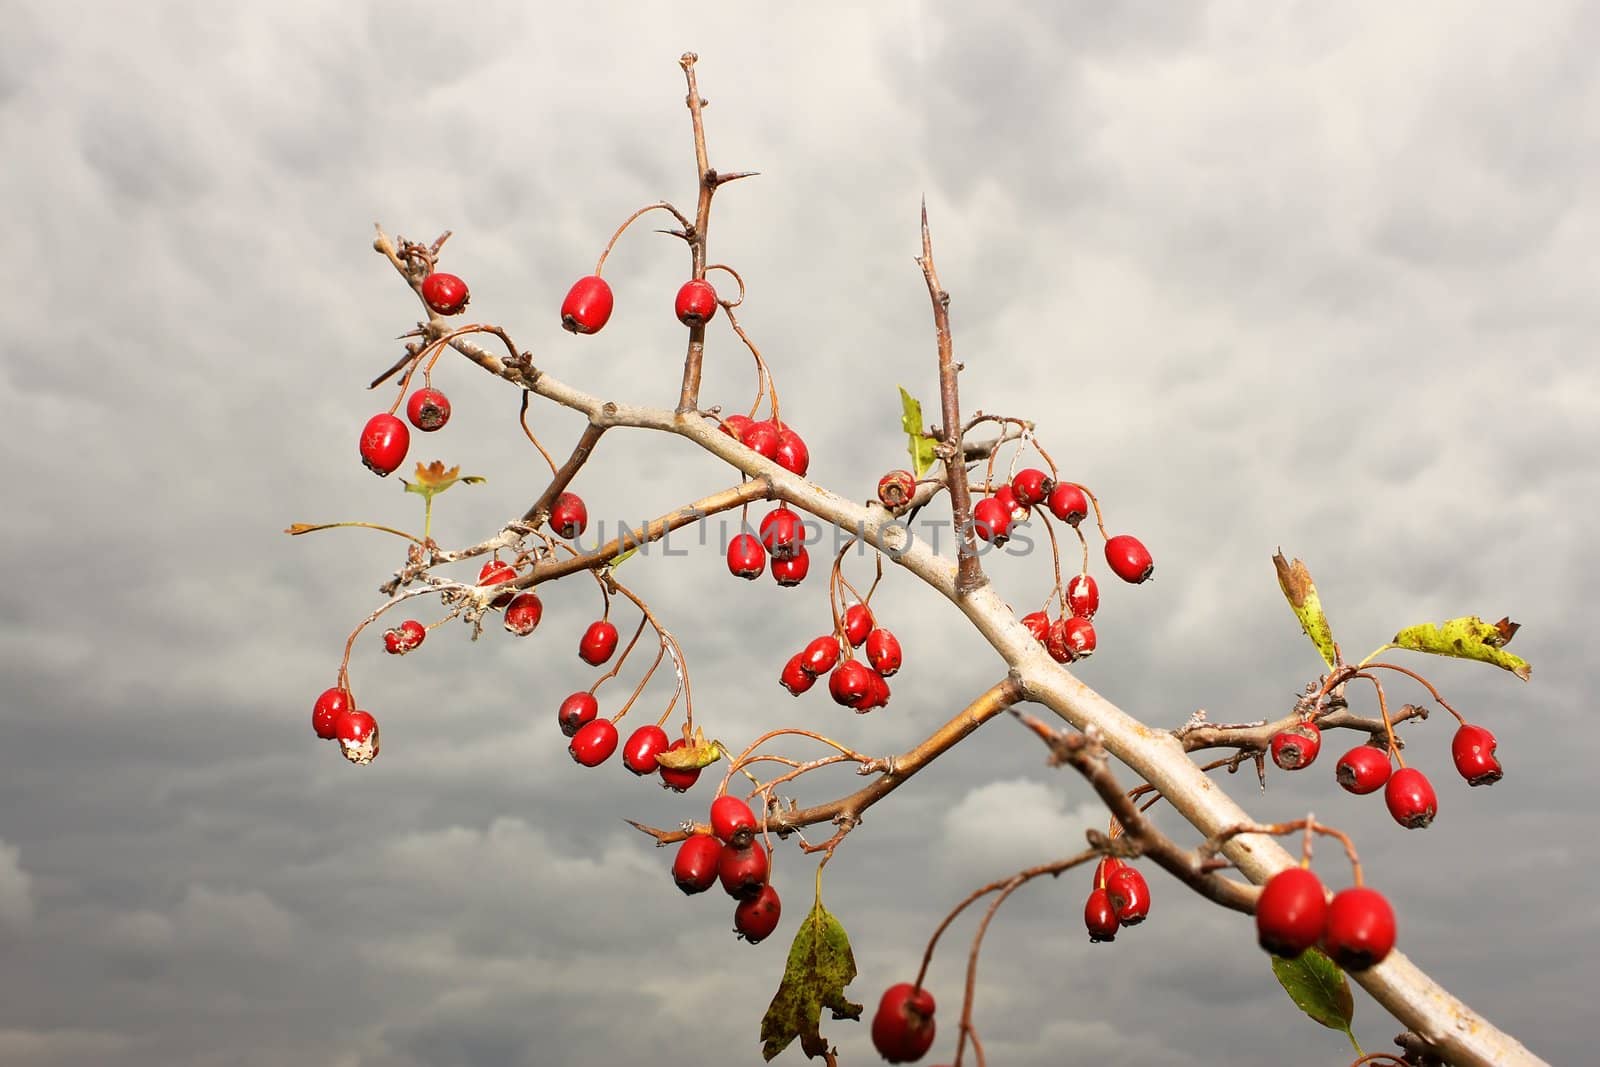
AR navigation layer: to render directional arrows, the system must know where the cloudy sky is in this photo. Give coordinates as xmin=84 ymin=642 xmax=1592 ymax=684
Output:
xmin=3 ymin=2 xmax=1597 ymax=1065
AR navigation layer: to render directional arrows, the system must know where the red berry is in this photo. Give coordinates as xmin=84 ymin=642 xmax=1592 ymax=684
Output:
xmin=1384 ymin=767 xmax=1437 ymax=829
xmin=710 ymin=795 xmax=759 ymax=845
xmin=780 ymin=653 xmax=817 ymax=696
xmin=877 ymin=469 xmax=916 ymax=510
xmin=420 ymin=272 xmax=470 ymax=315
xmin=1084 ymin=887 xmax=1120 ymax=942
xmin=1021 ymin=611 xmax=1050 ymax=642
xmin=857 ymin=667 xmax=892 ymax=711
xmin=503 ymin=592 xmax=543 ymax=636
xmin=1046 ymin=483 xmax=1089 ymax=525
xmin=359 ymin=413 xmax=410 ymax=476
xmin=621 ymin=724 xmax=670 ymax=776
xmin=382 ymin=619 xmax=426 ymax=655
xmin=828 ymin=659 xmax=874 ymax=709
xmin=771 ymin=547 xmax=810 ymax=586
xmin=727 ymin=532 xmax=766 ymax=580
xmin=1270 ymin=722 xmax=1322 ymax=771
xmin=718 ymin=842 xmax=770 ymax=900
xmin=578 ymin=620 xmax=619 ymax=665
xmin=1093 ymin=856 xmax=1125 ymax=890
xmin=1335 ymin=745 xmax=1393 ymax=795
xmin=843 ymin=603 xmax=875 ymax=647
xmin=742 ymin=420 xmax=780 ymax=460
xmin=1065 ymin=573 xmax=1099 ymax=619
xmin=1011 ymin=467 xmax=1053 ymax=507
xmin=557 ymin=692 xmax=599 ymax=737
xmin=993 ymin=485 xmax=1029 ymax=524
xmin=560 ymin=275 xmax=613 ymax=334
xmin=972 ymin=496 xmax=1011 ymax=545
xmin=478 ymin=559 xmax=518 ymax=607
xmin=1451 ymin=723 xmax=1503 ymax=786
xmin=550 ymin=492 xmax=588 ymax=539
xmin=1044 ymin=618 xmax=1074 ymax=663
xmin=312 ymin=686 xmax=350 ymax=740
xmin=1105 ymin=865 xmax=1150 ymax=926
xmin=801 ymin=635 xmax=842 ymax=676
xmin=720 ymin=414 xmax=754 ymax=443
xmin=774 ymin=426 xmax=811 ymax=478
xmin=1322 ymin=886 xmax=1396 ymax=971
xmin=405 ymin=387 xmax=451 ymax=432
xmin=672 ymin=834 xmax=723 ymax=895
xmin=568 ymin=718 xmax=619 ymax=767
xmin=674 ymin=278 xmax=718 ymax=326
xmin=1059 ymin=616 xmax=1096 ymax=660
xmin=1255 ymin=867 xmax=1328 ymax=958
xmin=870 ymin=983 xmax=937 ymax=1064
xmin=865 ymin=628 xmax=902 ymax=677
xmin=659 ymin=738 xmax=703 ymax=792
xmin=336 ymin=709 xmax=380 ymax=765
xmin=734 ymin=883 xmax=782 ymax=943
xmin=760 ymin=506 xmax=804 ymax=559
xmin=1104 ymin=534 xmax=1154 ymax=584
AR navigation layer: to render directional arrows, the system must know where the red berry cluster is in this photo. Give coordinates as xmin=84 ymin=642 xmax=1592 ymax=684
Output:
xmin=779 ymin=602 xmax=901 ymax=713
xmin=1256 ymin=866 xmax=1396 ymax=971
xmin=1082 ymin=858 xmax=1152 ymax=943
xmin=670 ymin=796 xmax=782 ymax=944
xmin=310 ymin=687 xmax=380 ymax=765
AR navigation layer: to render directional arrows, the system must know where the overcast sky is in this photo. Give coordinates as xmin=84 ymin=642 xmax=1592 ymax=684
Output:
xmin=2 ymin=3 xmax=1597 ymax=1065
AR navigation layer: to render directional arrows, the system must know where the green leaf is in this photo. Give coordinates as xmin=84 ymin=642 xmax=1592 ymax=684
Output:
xmin=899 ymin=387 xmax=938 ymax=478
xmin=1272 ymin=948 xmax=1355 ymax=1036
xmin=760 ymin=892 xmax=862 ymax=1060
xmin=1389 ymin=616 xmax=1531 ymax=681
xmin=1272 ymin=551 xmax=1338 ymax=670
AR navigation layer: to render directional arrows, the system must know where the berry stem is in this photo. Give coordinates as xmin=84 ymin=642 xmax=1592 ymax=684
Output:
xmin=592 ymin=201 xmax=694 ymax=275
xmin=517 ymin=393 xmax=560 ymax=475
xmin=283 ymin=521 xmax=423 ymax=544
xmin=1362 ymin=661 xmax=1468 ymax=726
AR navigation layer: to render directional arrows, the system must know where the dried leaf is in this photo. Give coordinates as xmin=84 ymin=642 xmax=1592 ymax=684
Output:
xmin=1272 ymin=551 xmax=1338 ymax=669
xmin=760 ymin=893 xmax=862 ymax=1060
xmin=899 ymin=387 xmax=938 ymax=478
xmin=402 ymin=461 xmax=486 ymax=500
xmin=654 ymin=728 xmax=723 ymax=771
xmin=1391 ymin=616 xmax=1531 ymax=681
xmin=1272 ymin=948 xmax=1355 ymax=1035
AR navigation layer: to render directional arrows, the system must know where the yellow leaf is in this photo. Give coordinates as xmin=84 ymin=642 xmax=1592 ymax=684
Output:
xmin=1391 ymin=616 xmax=1531 ymax=681
xmin=899 ymin=387 xmax=939 ymax=478
xmin=402 ymin=461 xmax=485 ymax=500
xmin=655 ymin=728 xmax=723 ymax=771
xmin=1273 ymin=551 xmax=1338 ymax=670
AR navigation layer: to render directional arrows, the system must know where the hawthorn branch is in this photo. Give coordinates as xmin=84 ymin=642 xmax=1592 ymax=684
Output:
xmin=522 ymin=422 xmax=607 ymax=525
xmin=1176 ymin=703 xmax=1429 ymax=755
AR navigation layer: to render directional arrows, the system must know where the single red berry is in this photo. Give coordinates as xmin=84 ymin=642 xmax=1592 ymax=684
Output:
xmin=1322 ymin=886 xmax=1397 ymax=971
xmin=843 ymin=603 xmax=875 ymax=647
xmin=359 ymin=413 xmax=410 ymax=476
xmin=877 ymin=469 xmax=916 ymax=510
xmin=718 ymin=842 xmax=771 ymax=900
xmin=774 ymin=425 xmax=811 ymax=478
xmin=578 ymin=620 xmax=619 ymax=665
xmin=771 ymin=547 xmax=810 ymax=586
xmin=312 ymin=686 xmax=350 ymax=741
xmin=336 ymin=709 xmax=380 ymax=765
xmin=1105 ymin=865 xmax=1151 ymax=926
xmin=870 ymin=983 xmax=937 ymax=1064
xmin=1104 ymin=534 xmax=1154 ymax=584
xmin=1093 ymin=856 xmax=1125 ymax=890
xmin=829 ymin=659 xmax=874 ymax=709
xmin=1044 ymin=618 xmax=1074 ymax=664
xmin=865 ymin=628 xmax=902 ymax=677
xmin=502 ymin=592 xmax=543 ymax=636
xmin=993 ymin=484 xmax=1029 ymax=524
xmin=727 ymin=532 xmax=767 ymax=580
xmin=550 ymin=492 xmax=588 ymax=539
xmin=780 ymin=653 xmax=817 ymax=696
xmin=405 ymin=387 xmax=452 ymax=432
xmin=671 ymin=834 xmax=723 ymax=895
xmin=734 ymin=883 xmax=782 ymax=943
xmin=720 ymin=414 xmax=754 ymax=443
xmin=420 ymin=272 xmax=470 ymax=315
xmin=1270 ymin=722 xmax=1322 ymax=771
xmin=382 ymin=619 xmax=426 ymax=655
xmin=1021 ymin=610 xmax=1051 ymax=642
xmin=1046 ymin=483 xmax=1089 ymax=526
xmin=972 ymin=496 xmax=1011 ymax=545
xmin=478 ymin=558 xmax=518 ymax=607
xmin=742 ymin=420 xmax=780 ymax=460
xmin=1451 ymin=723 xmax=1503 ymax=786
xmin=674 ymin=278 xmax=718 ymax=326
xmin=621 ymin=724 xmax=670 ymax=776
xmin=1084 ymin=887 xmax=1120 ymax=942
xmin=1384 ymin=767 xmax=1438 ymax=829
xmin=560 ymin=274 xmax=613 ymax=334
xmin=1255 ymin=867 xmax=1328 ymax=958
xmin=801 ymin=635 xmax=842 ymax=676
xmin=1065 ymin=573 xmax=1099 ymax=619
xmin=710 ymin=795 xmax=759 ymax=845
xmin=857 ymin=667 xmax=892 ymax=711
xmin=760 ymin=506 xmax=804 ymax=559
xmin=557 ymin=692 xmax=599 ymax=737
xmin=659 ymin=738 xmax=703 ymax=792
xmin=1335 ymin=745 xmax=1393 ymax=795
xmin=568 ymin=718 xmax=619 ymax=767
xmin=1011 ymin=467 xmax=1053 ymax=507
xmin=1059 ymin=616 xmax=1096 ymax=660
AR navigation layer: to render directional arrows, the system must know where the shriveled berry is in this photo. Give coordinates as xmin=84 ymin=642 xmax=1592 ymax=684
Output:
xmin=336 ymin=709 xmax=380 ymax=765
xmin=760 ymin=506 xmax=804 ymax=559
xmin=674 ymin=278 xmax=718 ymax=326
xmin=1270 ymin=722 xmax=1321 ymax=771
xmin=1065 ymin=573 xmax=1099 ymax=619
xmin=771 ymin=547 xmax=810 ymax=586
xmin=578 ymin=620 xmax=619 ymax=665
xmin=870 ymin=983 xmax=937 ymax=1064
xmin=359 ymin=413 xmax=410 ymax=476
xmin=1012 ymin=467 xmax=1053 ymax=507
xmin=503 ymin=592 xmax=543 ymax=635
xmin=829 ymin=659 xmax=874 ymax=709
xmin=1336 ymin=745 xmax=1393 ymax=795
xmin=557 ymin=692 xmax=599 ymax=737
xmin=560 ymin=274 xmax=613 ymax=334
xmin=672 ymin=834 xmax=723 ymax=895
xmin=405 ymin=387 xmax=451 ymax=431
xmin=1105 ymin=865 xmax=1151 ymax=926
xmin=1322 ymin=886 xmax=1396 ymax=970
xmin=383 ymin=619 xmax=426 ymax=655
xmin=1385 ymin=767 xmax=1437 ymax=829
xmin=972 ymin=496 xmax=1011 ymax=545
xmin=774 ymin=426 xmax=810 ymax=478
xmin=718 ymin=842 xmax=770 ymax=900
xmin=658 ymin=738 xmax=703 ymax=792
xmin=801 ymin=635 xmax=842 ymax=676
xmin=866 ymin=628 xmax=902 ymax=677
xmin=877 ymin=469 xmax=916 ymax=510
xmin=1104 ymin=534 xmax=1154 ymax=584
xmin=843 ymin=603 xmax=874 ymax=647
xmin=710 ymin=795 xmax=759 ymax=845
xmin=1084 ymin=887 xmax=1119 ymax=942
xmin=312 ymin=686 xmax=350 ymax=741
xmin=1451 ymin=723 xmax=1502 ymax=786
xmin=622 ymin=724 xmax=670 ymax=776
xmin=1255 ymin=867 xmax=1328 ymax=958
xmin=420 ymin=272 xmax=470 ymax=315
xmin=1046 ymin=483 xmax=1089 ymax=525
xmin=727 ymin=532 xmax=766 ymax=580
xmin=549 ymin=492 xmax=588 ymax=539
xmin=734 ymin=883 xmax=782 ymax=943
xmin=568 ymin=718 xmax=619 ymax=767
